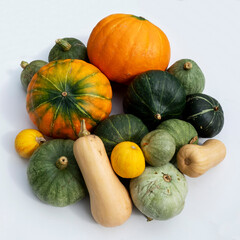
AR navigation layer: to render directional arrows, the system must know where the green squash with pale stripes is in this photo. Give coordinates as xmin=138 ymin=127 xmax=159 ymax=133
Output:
xmin=157 ymin=119 xmax=198 ymax=152
xmin=123 ymin=70 xmax=186 ymax=129
xmin=27 ymin=139 xmax=87 ymax=207
xmin=94 ymin=114 xmax=149 ymax=156
xmin=183 ymin=93 xmax=224 ymax=138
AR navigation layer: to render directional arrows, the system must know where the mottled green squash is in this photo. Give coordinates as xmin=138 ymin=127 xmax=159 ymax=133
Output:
xmin=157 ymin=119 xmax=198 ymax=152
xmin=183 ymin=93 xmax=224 ymax=138
xmin=94 ymin=114 xmax=148 ymax=156
xmin=27 ymin=139 xmax=87 ymax=207
xmin=20 ymin=60 xmax=47 ymax=91
xmin=141 ymin=129 xmax=176 ymax=167
xmin=167 ymin=59 xmax=205 ymax=95
xmin=130 ymin=164 xmax=188 ymax=220
xmin=48 ymin=37 xmax=88 ymax=62
xmin=123 ymin=70 xmax=186 ymax=129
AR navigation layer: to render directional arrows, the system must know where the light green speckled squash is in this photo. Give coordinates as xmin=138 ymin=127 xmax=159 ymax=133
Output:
xmin=130 ymin=164 xmax=188 ymax=220
xmin=157 ymin=119 xmax=198 ymax=152
xmin=27 ymin=139 xmax=87 ymax=207
xmin=167 ymin=59 xmax=205 ymax=95
xmin=141 ymin=129 xmax=176 ymax=167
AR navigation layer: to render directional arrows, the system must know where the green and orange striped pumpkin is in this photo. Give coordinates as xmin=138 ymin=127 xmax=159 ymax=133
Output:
xmin=26 ymin=59 xmax=112 ymax=140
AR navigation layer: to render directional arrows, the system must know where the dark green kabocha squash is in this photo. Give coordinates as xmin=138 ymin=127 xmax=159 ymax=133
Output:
xmin=123 ymin=70 xmax=186 ymax=129
xmin=94 ymin=114 xmax=149 ymax=156
xmin=20 ymin=60 xmax=47 ymax=91
xmin=167 ymin=59 xmax=205 ymax=95
xmin=27 ymin=139 xmax=87 ymax=207
xmin=48 ymin=37 xmax=89 ymax=62
xmin=183 ymin=93 xmax=224 ymax=138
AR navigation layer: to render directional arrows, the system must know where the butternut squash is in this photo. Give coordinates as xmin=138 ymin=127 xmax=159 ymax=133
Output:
xmin=73 ymin=120 xmax=132 ymax=227
xmin=177 ymin=139 xmax=226 ymax=177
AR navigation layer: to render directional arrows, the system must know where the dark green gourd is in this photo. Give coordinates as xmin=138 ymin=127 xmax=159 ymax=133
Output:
xmin=183 ymin=93 xmax=224 ymax=138
xmin=94 ymin=114 xmax=149 ymax=156
xmin=20 ymin=60 xmax=47 ymax=91
xmin=123 ymin=70 xmax=186 ymax=129
xmin=27 ymin=139 xmax=87 ymax=207
xmin=167 ymin=59 xmax=205 ymax=95
xmin=48 ymin=37 xmax=88 ymax=62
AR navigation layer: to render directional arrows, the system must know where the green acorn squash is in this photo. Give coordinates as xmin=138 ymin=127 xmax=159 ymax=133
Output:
xmin=130 ymin=163 xmax=188 ymax=220
xmin=48 ymin=37 xmax=88 ymax=62
xmin=123 ymin=70 xmax=186 ymax=129
xmin=183 ymin=93 xmax=224 ymax=138
xmin=94 ymin=114 xmax=148 ymax=156
xmin=27 ymin=139 xmax=87 ymax=207
xmin=167 ymin=59 xmax=205 ymax=95
xmin=141 ymin=129 xmax=176 ymax=167
xmin=20 ymin=60 xmax=47 ymax=91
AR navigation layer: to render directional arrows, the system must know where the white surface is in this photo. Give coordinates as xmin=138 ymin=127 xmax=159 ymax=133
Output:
xmin=1 ymin=0 xmax=240 ymax=239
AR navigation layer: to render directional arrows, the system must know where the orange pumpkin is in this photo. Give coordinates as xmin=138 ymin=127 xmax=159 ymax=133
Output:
xmin=26 ymin=59 xmax=112 ymax=140
xmin=87 ymin=13 xmax=171 ymax=84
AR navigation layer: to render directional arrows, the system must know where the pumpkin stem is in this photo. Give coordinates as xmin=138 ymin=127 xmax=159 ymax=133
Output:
xmin=145 ymin=216 xmax=153 ymax=222
xmin=184 ymin=158 xmax=191 ymax=166
xmin=55 ymin=39 xmax=71 ymax=51
xmin=214 ymin=106 xmax=219 ymax=111
xmin=189 ymin=136 xmax=198 ymax=144
xmin=20 ymin=61 xmax=29 ymax=69
xmin=154 ymin=113 xmax=162 ymax=120
xmin=56 ymin=156 xmax=68 ymax=170
xmin=184 ymin=62 xmax=192 ymax=70
xmin=163 ymin=174 xmax=171 ymax=182
xmin=131 ymin=15 xmax=146 ymax=21
xmin=78 ymin=119 xmax=90 ymax=137
xmin=36 ymin=136 xmax=46 ymax=144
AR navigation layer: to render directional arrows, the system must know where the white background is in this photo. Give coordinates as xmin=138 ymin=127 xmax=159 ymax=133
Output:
xmin=1 ymin=0 xmax=239 ymax=239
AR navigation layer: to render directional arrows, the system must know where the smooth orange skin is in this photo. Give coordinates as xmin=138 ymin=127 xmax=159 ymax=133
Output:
xmin=26 ymin=59 xmax=112 ymax=140
xmin=87 ymin=14 xmax=171 ymax=84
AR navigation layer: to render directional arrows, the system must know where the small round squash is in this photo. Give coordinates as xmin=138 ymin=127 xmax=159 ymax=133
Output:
xmin=130 ymin=164 xmax=188 ymax=220
xmin=111 ymin=141 xmax=145 ymax=178
xmin=141 ymin=129 xmax=176 ymax=167
xmin=183 ymin=93 xmax=224 ymax=138
xmin=27 ymin=139 xmax=87 ymax=207
xmin=167 ymin=59 xmax=205 ymax=95
xmin=15 ymin=129 xmax=46 ymax=159
xmin=20 ymin=60 xmax=47 ymax=91
xmin=48 ymin=37 xmax=88 ymax=62
xmin=157 ymin=119 xmax=198 ymax=152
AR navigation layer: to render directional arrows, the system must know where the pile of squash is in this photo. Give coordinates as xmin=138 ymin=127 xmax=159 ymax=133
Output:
xmin=15 ymin=13 xmax=226 ymax=227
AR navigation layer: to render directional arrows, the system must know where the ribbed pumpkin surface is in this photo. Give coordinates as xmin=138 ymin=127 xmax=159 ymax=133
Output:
xmin=27 ymin=139 xmax=87 ymax=207
xmin=26 ymin=59 xmax=112 ymax=139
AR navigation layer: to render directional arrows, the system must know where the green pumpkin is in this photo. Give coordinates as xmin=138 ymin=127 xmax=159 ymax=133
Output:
xmin=183 ymin=93 xmax=224 ymax=138
xmin=94 ymin=114 xmax=149 ymax=156
xmin=141 ymin=129 xmax=176 ymax=167
xmin=48 ymin=37 xmax=88 ymax=62
xmin=123 ymin=70 xmax=186 ymax=129
xmin=130 ymin=164 xmax=188 ymax=220
xmin=167 ymin=59 xmax=205 ymax=95
xmin=20 ymin=60 xmax=47 ymax=91
xmin=157 ymin=119 xmax=198 ymax=152
xmin=27 ymin=139 xmax=87 ymax=207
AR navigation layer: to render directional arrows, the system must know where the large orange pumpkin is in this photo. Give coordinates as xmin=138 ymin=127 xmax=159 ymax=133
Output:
xmin=26 ymin=59 xmax=112 ymax=140
xmin=87 ymin=13 xmax=171 ymax=84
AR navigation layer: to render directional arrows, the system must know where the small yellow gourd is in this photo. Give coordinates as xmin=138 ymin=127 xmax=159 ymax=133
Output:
xmin=111 ymin=141 xmax=145 ymax=178
xmin=73 ymin=120 xmax=132 ymax=227
xmin=15 ymin=129 xmax=46 ymax=159
xmin=177 ymin=139 xmax=226 ymax=177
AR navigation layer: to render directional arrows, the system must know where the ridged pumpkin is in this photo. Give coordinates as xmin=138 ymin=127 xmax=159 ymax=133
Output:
xmin=26 ymin=59 xmax=112 ymax=140
xmin=87 ymin=13 xmax=170 ymax=84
